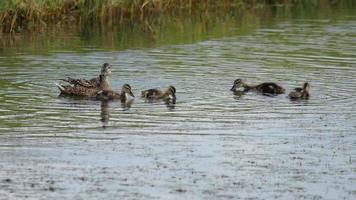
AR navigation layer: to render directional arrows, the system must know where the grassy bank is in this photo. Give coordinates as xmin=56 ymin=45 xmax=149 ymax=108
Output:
xmin=0 ymin=0 xmax=355 ymax=34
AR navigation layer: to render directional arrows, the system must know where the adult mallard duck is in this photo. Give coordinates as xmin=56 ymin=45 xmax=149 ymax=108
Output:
xmin=230 ymin=79 xmax=285 ymax=95
xmin=56 ymin=66 xmax=112 ymax=98
xmin=141 ymin=86 xmax=176 ymax=103
xmin=96 ymin=84 xmax=135 ymax=102
xmin=289 ymin=82 xmax=310 ymax=99
xmin=60 ymin=63 xmax=112 ymax=88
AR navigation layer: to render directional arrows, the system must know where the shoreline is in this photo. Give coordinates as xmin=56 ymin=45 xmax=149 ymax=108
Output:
xmin=1 ymin=0 xmax=354 ymax=34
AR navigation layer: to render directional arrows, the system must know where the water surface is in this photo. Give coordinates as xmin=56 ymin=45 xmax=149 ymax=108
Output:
xmin=0 ymin=6 xmax=355 ymax=200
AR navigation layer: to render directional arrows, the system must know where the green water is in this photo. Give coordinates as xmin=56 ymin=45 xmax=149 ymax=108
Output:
xmin=0 ymin=5 xmax=355 ymax=199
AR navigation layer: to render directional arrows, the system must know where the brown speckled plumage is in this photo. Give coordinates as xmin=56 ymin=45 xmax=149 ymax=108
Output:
xmin=96 ymin=84 xmax=135 ymax=102
xmin=57 ymin=73 xmax=111 ymax=98
xmin=60 ymin=63 xmax=112 ymax=89
xmin=230 ymin=79 xmax=285 ymax=95
xmin=141 ymin=86 xmax=176 ymax=103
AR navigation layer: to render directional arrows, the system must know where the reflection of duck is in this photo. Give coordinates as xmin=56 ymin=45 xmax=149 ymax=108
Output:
xmin=61 ymin=63 xmax=112 ymax=88
xmin=289 ymin=82 xmax=310 ymax=99
xmin=232 ymin=90 xmax=245 ymax=99
xmin=56 ymin=68 xmax=111 ymax=97
xmin=100 ymin=100 xmax=110 ymax=128
xmin=99 ymin=96 xmax=134 ymax=129
xmin=165 ymin=101 xmax=176 ymax=111
xmin=141 ymin=86 xmax=176 ymax=103
xmin=121 ymin=99 xmax=134 ymax=111
xmin=230 ymin=79 xmax=285 ymax=95
xmin=96 ymin=84 xmax=135 ymax=103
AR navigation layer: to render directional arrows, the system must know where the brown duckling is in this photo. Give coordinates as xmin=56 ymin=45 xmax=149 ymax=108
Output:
xmin=230 ymin=79 xmax=285 ymax=95
xmin=141 ymin=86 xmax=176 ymax=103
xmin=60 ymin=63 xmax=112 ymax=88
xmin=96 ymin=84 xmax=135 ymax=102
xmin=289 ymin=82 xmax=310 ymax=99
xmin=56 ymin=68 xmax=111 ymax=97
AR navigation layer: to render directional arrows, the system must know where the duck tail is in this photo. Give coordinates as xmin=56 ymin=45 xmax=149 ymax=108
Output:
xmin=55 ymin=82 xmax=65 ymax=92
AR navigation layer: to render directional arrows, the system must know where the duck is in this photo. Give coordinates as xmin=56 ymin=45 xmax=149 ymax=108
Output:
xmin=230 ymin=79 xmax=285 ymax=95
xmin=289 ymin=82 xmax=310 ymax=99
xmin=141 ymin=86 xmax=176 ymax=103
xmin=60 ymin=63 xmax=112 ymax=88
xmin=96 ymin=84 xmax=135 ymax=102
xmin=56 ymin=66 xmax=112 ymax=97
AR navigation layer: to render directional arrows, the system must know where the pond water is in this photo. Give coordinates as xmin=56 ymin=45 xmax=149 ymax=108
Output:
xmin=0 ymin=5 xmax=355 ymax=200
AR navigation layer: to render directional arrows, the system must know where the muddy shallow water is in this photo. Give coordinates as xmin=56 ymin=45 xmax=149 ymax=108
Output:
xmin=0 ymin=6 xmax=356 ymax=200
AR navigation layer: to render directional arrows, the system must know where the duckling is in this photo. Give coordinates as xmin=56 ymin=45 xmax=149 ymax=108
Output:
xmin=141 ymin=86 xmax=176 ymax=103
xmin=96 ymin=84 xmax=135 ymax=102
xmin=230 ymin=79 xmax=285 ymax=95
xmin=289 ymin=82 xmax=310 ymax=99
xmin=56 ymin=71 xmax=111 ymax=97
xmin=60 ymin=63 xmax=112 ymax=88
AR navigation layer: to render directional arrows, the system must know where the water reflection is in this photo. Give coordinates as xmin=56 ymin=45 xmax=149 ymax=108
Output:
xmin=232 ymin=91 xmax=246 ymax=100
xmin=143 ymin=98 xmax=176 ymax=111
xmin=165 ymin=101 xmax=176 ymax=111
xmin=121 ymin=99 xmax=134 ymax=111
xmin=100 ymin=99 xmax=134 ymax=128
xmin=100 ymin=100 xmax=110 ymax=128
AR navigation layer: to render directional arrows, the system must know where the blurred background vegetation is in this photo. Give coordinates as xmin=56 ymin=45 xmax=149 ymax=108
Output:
xmin=0 ymin=0 xmax=355 ymax=34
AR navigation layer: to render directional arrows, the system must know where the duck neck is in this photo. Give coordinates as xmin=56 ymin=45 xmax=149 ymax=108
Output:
xmin=99 ymin=75 xmax=111 ymax=91
xmin=302 ymin=84 xmax=310 ymax=97
xmin=302 ymin=89 xmax=309 ymax=98
xmin=120 ymin=91 xmax=127 ymax=102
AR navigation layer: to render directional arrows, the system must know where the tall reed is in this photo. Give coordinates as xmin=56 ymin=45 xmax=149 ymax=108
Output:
xmin=0 ymin=0 xmax=354 ymax=34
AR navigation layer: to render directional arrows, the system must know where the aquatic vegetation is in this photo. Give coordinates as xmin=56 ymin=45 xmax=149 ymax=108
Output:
xmin=0 ymin=0 xmax=355 ymax=34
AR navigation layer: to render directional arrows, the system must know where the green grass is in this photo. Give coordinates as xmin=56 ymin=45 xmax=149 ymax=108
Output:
xmin=0 ymin=0 xmax=355 ymax=34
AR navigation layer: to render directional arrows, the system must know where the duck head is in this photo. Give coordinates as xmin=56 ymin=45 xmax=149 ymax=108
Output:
xmin=121 ymin=84 xmax=135 ymax=99
xmin=165 ymin=86 xmax=176 ymax=102
xmin=100 ymin=63 xmax=112 ymax=76
xmin=230 ymin=79 xmax=246 ymax=92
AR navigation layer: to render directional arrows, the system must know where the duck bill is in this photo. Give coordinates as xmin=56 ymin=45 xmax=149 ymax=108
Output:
xmin=129 ymin=90 xmax=135 ymax=97
xmin=230 ymin=85 xmax=236 ymax=91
